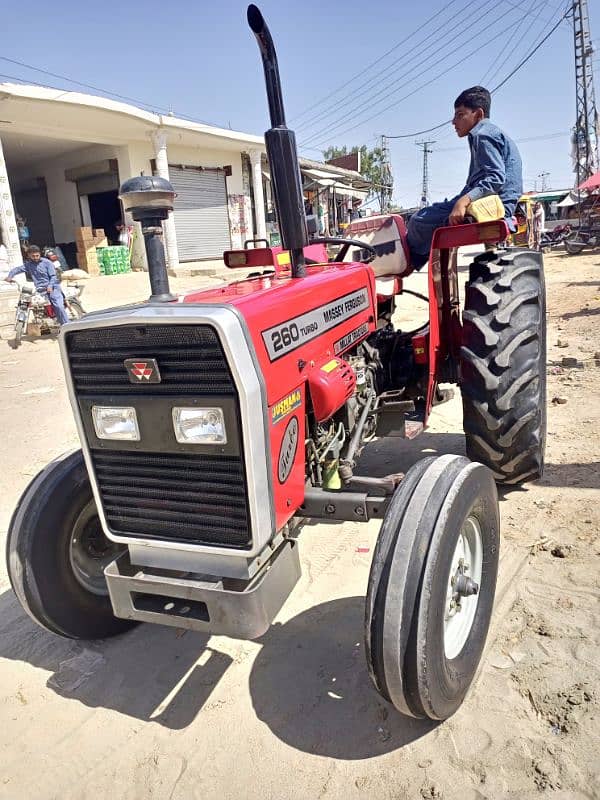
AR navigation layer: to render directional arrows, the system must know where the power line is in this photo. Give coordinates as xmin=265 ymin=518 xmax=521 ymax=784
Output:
xmin=295 ymin=0 xmax=485 ymax=134
xmin=500 ymin=0 xmax=563 ymax=23
xmin=383 ymin=2 xmax=573 ymax=140
xmin=435 ymin=130 xmax=570 ymax=152
xmin=479 ymin=0 xmax=544 ymax=86
xmin=299 ymin=3 xmax=512 ymax=146
xmin=300 ymin=11 xmax=526 ymax=149
xmin=289 ymin=0 xmax=462 ymax=125
xmin=0 ymin=55 xmax=218 ymax=127
xmin=491 ymin=3 xmax=573 ymax=92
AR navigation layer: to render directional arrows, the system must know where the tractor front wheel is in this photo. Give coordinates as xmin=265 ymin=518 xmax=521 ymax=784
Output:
xmin=365 ymin=455 xmax=499 ymax=720
xmin=460 ymin=250 xmax=546 ymax=484
xmin=6 ymin=450 xmax=134 ymax=639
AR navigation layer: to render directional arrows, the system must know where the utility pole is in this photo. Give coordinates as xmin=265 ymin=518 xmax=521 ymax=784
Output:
xmin=573 ymin=0 xmax=598 ymax=186
xmin=416 ymin=139 xmax=435 ymax=207
xmin=537 ymin=171 xmax=550 ymax=191
xmin=378 ymin=135 xmax=393 ymax=213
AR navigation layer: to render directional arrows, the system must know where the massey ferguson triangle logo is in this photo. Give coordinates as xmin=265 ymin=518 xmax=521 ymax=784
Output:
xmin=124 ymin=358 xmax=161 ymax=383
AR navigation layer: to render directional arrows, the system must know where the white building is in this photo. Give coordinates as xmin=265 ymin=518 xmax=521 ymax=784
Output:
xmin=0 ymin=83 xmax=371 ymax=280
xmin=0 ymin=83 xmax=271 ymax=274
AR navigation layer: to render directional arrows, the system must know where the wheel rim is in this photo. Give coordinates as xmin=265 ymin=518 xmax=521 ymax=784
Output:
xmin=443 ymin=515 xmax=483 ymax=660
xmin=69 ymin=504 xmax=123 ymax=596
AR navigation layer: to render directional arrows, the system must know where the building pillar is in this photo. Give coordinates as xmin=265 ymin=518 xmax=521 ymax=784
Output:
xmin=249 ymin=149 xmax=267 ymax=241
xmin=152 ymin=129 xmax=180 ymax=272
xmin=0 ymin=136 xmax=21 ymax=267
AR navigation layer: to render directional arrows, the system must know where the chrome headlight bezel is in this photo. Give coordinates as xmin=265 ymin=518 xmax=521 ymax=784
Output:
xmin=172 ymin=406 xmax=227 ymax=445
xmin=92 ymin=405 xmax=140 ymax=441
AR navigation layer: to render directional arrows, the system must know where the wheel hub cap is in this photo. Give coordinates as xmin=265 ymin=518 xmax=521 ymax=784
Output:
xmin=444 ymin=517 xmax=483 ymax=660
xmin=69 ymin=512 xmax=123 ymax=596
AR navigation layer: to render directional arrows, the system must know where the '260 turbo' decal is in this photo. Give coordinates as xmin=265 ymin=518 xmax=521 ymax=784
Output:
xmin=261 ymin=288 xmax=369 ymax=361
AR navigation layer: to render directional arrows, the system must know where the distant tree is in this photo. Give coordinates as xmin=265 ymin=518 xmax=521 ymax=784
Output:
xmin=323 ymin=144 xmax=392 ymax=212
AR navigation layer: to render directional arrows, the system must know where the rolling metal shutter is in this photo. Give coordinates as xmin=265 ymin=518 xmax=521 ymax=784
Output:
xmin=169 ymin=166 xmax=231 ymax=261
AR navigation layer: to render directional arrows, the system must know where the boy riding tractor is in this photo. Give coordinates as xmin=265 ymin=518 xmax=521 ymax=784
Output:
xmin=6 ymin=6 xmax=545 ymax=722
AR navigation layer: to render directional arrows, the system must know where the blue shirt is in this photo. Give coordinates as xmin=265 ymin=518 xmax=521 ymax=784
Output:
xmin=461 ymin=119 xmax=523 ymax=217
xmin=8 ymin=257 xmax=61 ymax=291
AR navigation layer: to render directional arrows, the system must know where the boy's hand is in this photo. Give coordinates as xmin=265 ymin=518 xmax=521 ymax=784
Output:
xmin=449 ymin=195 xmax=471 ymax=225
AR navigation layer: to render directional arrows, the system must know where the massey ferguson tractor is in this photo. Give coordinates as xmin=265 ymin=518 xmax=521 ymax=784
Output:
xmin=6 ymin=6 xmax=545 ymax=721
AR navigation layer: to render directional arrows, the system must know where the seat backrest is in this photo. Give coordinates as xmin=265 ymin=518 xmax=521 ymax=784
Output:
xmin=345 ymin=214 xmax=413 ymax=278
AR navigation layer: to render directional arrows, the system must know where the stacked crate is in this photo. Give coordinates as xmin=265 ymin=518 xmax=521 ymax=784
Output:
xmin=76 ymin=228 xmax=108 ymax=275
xmin=96 ymin=245 xmax=131 ymax=275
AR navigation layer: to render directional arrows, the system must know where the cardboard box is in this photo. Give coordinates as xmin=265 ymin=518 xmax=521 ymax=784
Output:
xmin=75 ymin=226 xmax=95 ymax=244
xmin=77 ymin=247 xmax=100 ymax=275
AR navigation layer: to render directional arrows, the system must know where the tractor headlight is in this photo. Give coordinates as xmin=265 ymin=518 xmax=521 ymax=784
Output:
xmin=92 ymin=406 xmax=140 ymax=441
xmin=172 ymin=407 xmax=227 ymax=444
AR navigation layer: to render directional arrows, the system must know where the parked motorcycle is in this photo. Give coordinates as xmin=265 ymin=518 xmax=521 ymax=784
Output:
xmin=540 ymin=224 xmax=572 ymax=251
xmin=13 ymin=282 xmax=85 ymax=348
xmin=564 ymin=226 xmax=600 ymax=255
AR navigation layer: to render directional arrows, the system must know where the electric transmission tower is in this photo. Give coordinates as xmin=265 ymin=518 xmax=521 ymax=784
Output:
xmin=538 ymin=171 xmax=550 ymax=191
xmin=416 ymin=139 xmax=435 ymax=207
xmin=572 ymin=0 xmax=598 ymax=185
xmin=378 ymin=135 xmax=393 ymax=213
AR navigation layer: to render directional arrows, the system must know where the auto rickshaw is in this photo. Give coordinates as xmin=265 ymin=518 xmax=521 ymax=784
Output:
xmin=511 ymin=194 xmax=534 ymax=247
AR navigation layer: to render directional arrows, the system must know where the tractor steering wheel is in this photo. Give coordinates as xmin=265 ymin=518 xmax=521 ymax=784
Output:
xmin=310 ymin=237 xmax=376 ymax=263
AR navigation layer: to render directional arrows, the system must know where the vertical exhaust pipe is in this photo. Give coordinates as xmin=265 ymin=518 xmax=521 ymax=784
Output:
xmin=247 ymin=4 xmax=308 ymax=278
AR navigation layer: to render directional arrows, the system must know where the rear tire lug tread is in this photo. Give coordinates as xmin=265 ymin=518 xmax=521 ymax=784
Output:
xmin=460 ymin=251 xmax=546 ymax=485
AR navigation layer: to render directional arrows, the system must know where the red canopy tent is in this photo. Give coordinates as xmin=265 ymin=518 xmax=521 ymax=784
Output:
xmin=576 ymin=171 xmax=600 ymax=191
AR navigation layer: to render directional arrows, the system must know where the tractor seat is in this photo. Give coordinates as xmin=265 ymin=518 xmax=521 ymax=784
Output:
xmin=345 ymin=215 xmax=412 ymax=279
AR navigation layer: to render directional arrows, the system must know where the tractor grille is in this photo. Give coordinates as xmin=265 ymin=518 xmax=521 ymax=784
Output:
xmin=91 ymin=450 xmax=250 ymax=548
xmin=65 ymin=324 xmax=236 ymax=396
xmin=66 ymin=324 xmax=252 ymax=549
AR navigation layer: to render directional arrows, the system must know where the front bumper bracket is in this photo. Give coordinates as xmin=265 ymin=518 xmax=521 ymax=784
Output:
xmin=104 ymin=540 xmax=300 ymax=639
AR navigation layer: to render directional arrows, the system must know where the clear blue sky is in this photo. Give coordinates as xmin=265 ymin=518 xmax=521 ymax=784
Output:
xmin=0 ymin=0 xmax=595 ymax=207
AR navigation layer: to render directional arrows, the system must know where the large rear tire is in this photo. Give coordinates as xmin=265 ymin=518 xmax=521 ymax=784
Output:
xmin=460 ymin=250 xmax=546 ymax=484
xmin=6 ymin=450 xmax=134 ymax=639
xmin=365 ymin=455 xmax=499 ymax=720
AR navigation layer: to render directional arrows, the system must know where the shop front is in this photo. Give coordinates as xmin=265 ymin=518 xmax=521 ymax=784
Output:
xmin=0 ymin=83 xmax=267 ymax=277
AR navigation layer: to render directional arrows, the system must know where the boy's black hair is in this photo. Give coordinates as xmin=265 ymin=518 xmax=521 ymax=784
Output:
xmin=26 ymin=245 xmax=40 ymax=255
xmin=454 ymin=86 xmax=491 ymax=117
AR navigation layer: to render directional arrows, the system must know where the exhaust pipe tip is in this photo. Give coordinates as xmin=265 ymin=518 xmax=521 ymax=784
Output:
xmin=247 ymin=4 xmax=264 ymax=33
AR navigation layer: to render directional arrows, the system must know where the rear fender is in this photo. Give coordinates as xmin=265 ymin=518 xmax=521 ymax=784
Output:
xmin=425 ymin=220 xmax=508 ymax=421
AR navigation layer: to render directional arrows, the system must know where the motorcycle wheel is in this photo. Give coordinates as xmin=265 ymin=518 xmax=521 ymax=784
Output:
xmin=13 ymin=320 xmax=24 ymax=348
xmin=564 ymin=233 xmax=585 ymax=255
xmin=68 ymin=299 xmax=85 ymax=320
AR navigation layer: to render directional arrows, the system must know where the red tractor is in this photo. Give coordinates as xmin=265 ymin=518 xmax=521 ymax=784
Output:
xmin=6 ymin=6 xmax=545 ymax=721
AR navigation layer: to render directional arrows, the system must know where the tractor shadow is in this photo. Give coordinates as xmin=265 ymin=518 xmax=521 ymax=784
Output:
xmin=0 ymin=591 xmax=436 ymax=754
xmin=249 ymin=597 xmax=437 ymax=758
xmin=535 ymin=461 xmax=600 ymax=490
xmin=0 ymin=589 xmax=231 ymax=730
xmin=356 ymin=429 xmax=467 ymax=477
xmin=561 ymin=306 xmax=600 ymax=320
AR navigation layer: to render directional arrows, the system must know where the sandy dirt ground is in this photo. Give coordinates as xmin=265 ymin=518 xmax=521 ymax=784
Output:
xmin=0 ymin=249 xmax=598 ymax=800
